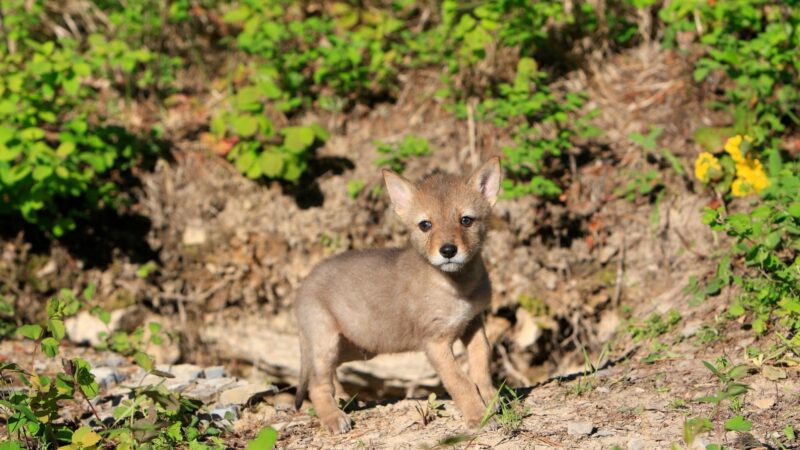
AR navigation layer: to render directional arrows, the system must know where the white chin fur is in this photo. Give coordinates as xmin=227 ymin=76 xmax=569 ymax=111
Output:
xmin=439 ymin=262 xmax=463 ymax=272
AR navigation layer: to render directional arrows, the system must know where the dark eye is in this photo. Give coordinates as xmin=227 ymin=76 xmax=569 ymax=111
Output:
xmin=418 ymin=220 xmax=432 ymax=232
xmin=460 ymin=216 xmax=474 ymax=227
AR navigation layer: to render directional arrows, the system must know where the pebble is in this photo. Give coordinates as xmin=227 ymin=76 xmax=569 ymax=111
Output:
xmin=627 ymin=438 xmax=646 ymax=450
xmin=680 ymin=321 xmax=702 ymax=338
xmin=91 ymin=366 xmax=123 ymax=389
xmin=184 ymin=377 xmax=241 ymax=403
xmin=219 ymin=383 xmax=276 ymax=405
xmin=203 ymin=366 xmax=226 ymax=379
xmin=567 ymin=421 xmax=594 ymax=437
xmin=209 ymin=404 xmax=239 ymax=421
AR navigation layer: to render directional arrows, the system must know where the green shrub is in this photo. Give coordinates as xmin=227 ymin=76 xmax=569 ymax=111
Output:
xmin=0 ymin=288 xmax=242 ymax=449
xmin=407 ymin=1 xmax=602 ymax=198
xmin=702 ymin=162 xmax=800 ymax=335
xmin=0 ymin=40 xmax=155 ymax=236
xmin=661 ymin=0 xmax=800 ymax=145
xmin=0 ymin=1 xmax=168 ymax=236
xmin=213 ymin=1 xmax=409 ymax=182
xmin=375 ymin=135 xmax=431 ymax=174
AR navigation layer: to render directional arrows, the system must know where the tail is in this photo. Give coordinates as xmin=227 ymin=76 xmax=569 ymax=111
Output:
xmin=295 ymin=337 xmax=311 ymax=411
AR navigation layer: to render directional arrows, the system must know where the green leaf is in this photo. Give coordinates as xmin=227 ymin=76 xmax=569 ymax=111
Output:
xmin=309 ymin=123 xmax=330 ymax=141
xmin=223 ymin=5 xmax=251 ymax=23
xmin=56 ymin=142 xmax=76 ymax=158
xmin=235 ymin=150 xmax=257 ymax=173
xmin=727 ymin=364 xmax=749 ymax=380
xmin=258 ymin=150 xmax=284 ymax=177
xmin=787 ymin=202 xmax=800 ymax=219
xmin=232 ymin=115 xmax=259 ymax=137
xmin=683 ymin=417 xmax=712 ymax=445
xmin=724 ymin=415 xmax=752 ymax=432
xmin=282 ymin=126 xmax=315 ymax=153
xmin=247 ymin=426 xmax=278 ymax=450
xmin=16 ymin=324 xmax=43 ymax=340
xmin=236 ymin=86 xmax=263 ymax=112
xmin=83 ymin=283 xmax=96 ymax=302
xmin=41 ymin=337 xmax=59 ymax=357
xmin=32 ymin=165 xmax=53 ymax=181
xmin=47 ymin=319 xmax=66 ymax=340
xmin=0 ymin=442 xmax=23 ymax=450
xmin=134 ymin=351 xmax=154 ymax=372
xmin=72 ymin=425 xmax=102 ymax=447
xmin=702 ymin=361 xmax=723 ymax=379
xmin=693 ymin=127 xmax=733 ymax=152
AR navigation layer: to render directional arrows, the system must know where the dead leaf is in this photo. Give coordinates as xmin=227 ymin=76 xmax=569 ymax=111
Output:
xmin=762 ymin=366 xmax=787 ymax=381
xmin=752 ymin=397 xmax=775 ymax=410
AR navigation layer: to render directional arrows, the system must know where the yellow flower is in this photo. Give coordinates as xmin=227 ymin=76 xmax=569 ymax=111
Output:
xmin=731 ymin=156 xmax=769 ymax=197
xmin=694 ymin=152 xmax=722 ymax=183
xmin=724 ymin=134 xmax=753 ymax=163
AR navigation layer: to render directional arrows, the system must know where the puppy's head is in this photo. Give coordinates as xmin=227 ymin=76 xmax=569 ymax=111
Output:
xmin=383 ymin=158 xmax=502 ymax=272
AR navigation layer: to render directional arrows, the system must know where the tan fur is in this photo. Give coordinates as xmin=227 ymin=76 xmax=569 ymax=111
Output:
xmin=294 ymin=158 xmax=501 ymax=434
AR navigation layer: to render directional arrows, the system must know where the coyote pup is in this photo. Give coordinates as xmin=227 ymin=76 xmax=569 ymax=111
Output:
xmin=294 ymin=158 xmax=501 ymax=433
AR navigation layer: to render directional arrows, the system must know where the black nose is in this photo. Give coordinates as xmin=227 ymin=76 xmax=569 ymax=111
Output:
xmin=439 ymin=244 xmax=457 ymax=259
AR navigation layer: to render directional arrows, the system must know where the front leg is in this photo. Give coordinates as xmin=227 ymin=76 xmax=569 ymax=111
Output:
xmin=424 ymin=339 xmax=488 ymax=429
xmin=460 ymin=316 xmax=497 ymax=405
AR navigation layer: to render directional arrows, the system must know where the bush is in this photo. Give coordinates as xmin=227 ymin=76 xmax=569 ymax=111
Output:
xmin=661 ymin=0 xmax=800 ymax=145
xmin=0 ymin=1 xmax=167 ymax=236
xmin=210 ymin=1 xmax=412 ymax=183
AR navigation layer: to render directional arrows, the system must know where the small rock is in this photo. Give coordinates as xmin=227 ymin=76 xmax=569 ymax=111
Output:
xmin=680 ymin=321 xmax=703 ymax=338
xmin=91 ymin=367 xmax=123 ymax=389
xmin=689 ymin=436 xmax=710 ymax=450
xmin=169 ymin=364 xmax=204 ymax=381
xmin=752 ymin=397 xmax=775 ymax=410
xmin=595 ymin=429 xmax=615 ymax=437
xmin=65 ymin=309 xmax=128 ymax=346
xmin=762 ymin=366 xmax=787 ymax=381
xmin=203 ymin=366 xmax=226 ymax=379
xmin=598 ymin=246 xmax=618 ymax=265
xmin=99 ymin=355 xmax=125 ymax=368
xmin=184 ymin=378 xmax=241 ymax=403
xmin=209 ymin=404 xmax=239 ymax=421
xmin=628 ymin=438 xmax=646 ymax=450
xmin=539 ymin=270 xmax=559 ymax=291
xmin=567 ymin=421 xmax=594 ymax=437
xmin=218 ymin=383 xmax=276 ymax=406
xmin=513 ymin=309 xmax=542 ymax=349
xmin=182 ymin=224 xmax=207 ymax=246
xmin=596 ymin=387 xmax=610 ymax=394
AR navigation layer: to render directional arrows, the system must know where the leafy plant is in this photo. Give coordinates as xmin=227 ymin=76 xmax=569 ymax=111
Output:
xmin=701 ymin=162 xmax=800 ymax=335
xmin=374 ymin=135 xmax=432 ymax=174
xmin=0 ymin=0 xmax=162 ymax=236
xmin=661 ymin=1 xmax=800 ymax=145
xmin=628 ymin=310 xmax=682 ymax=341
xmin=0 ymin=287 xmax=234 ymax=449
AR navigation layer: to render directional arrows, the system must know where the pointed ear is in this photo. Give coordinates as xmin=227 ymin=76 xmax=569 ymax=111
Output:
xmin=383 ymin=169 xmax=417 ymax=219
xmin=468 ymin=157 xmax=502 ymax=206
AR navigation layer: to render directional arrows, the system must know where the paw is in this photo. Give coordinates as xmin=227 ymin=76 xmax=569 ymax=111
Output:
xmin=320 ymin=410 xmax=352 ymax=434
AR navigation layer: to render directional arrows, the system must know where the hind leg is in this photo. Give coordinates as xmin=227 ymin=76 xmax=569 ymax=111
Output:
xmin=308 ymin=331 xmax=352 ymax=434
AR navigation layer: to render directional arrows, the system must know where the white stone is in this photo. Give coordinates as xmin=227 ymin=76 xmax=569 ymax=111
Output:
xmin=567 ymin=421 xmax=594 ymax=437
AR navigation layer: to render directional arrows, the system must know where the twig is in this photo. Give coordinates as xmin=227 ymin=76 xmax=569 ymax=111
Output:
xmin=612 ymin=237 xmax=625 ymax=308
xmin=64 ymin=359 xmax=107 ymax=428
xmin=466 ymin=98 xmax=478 ymax=168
